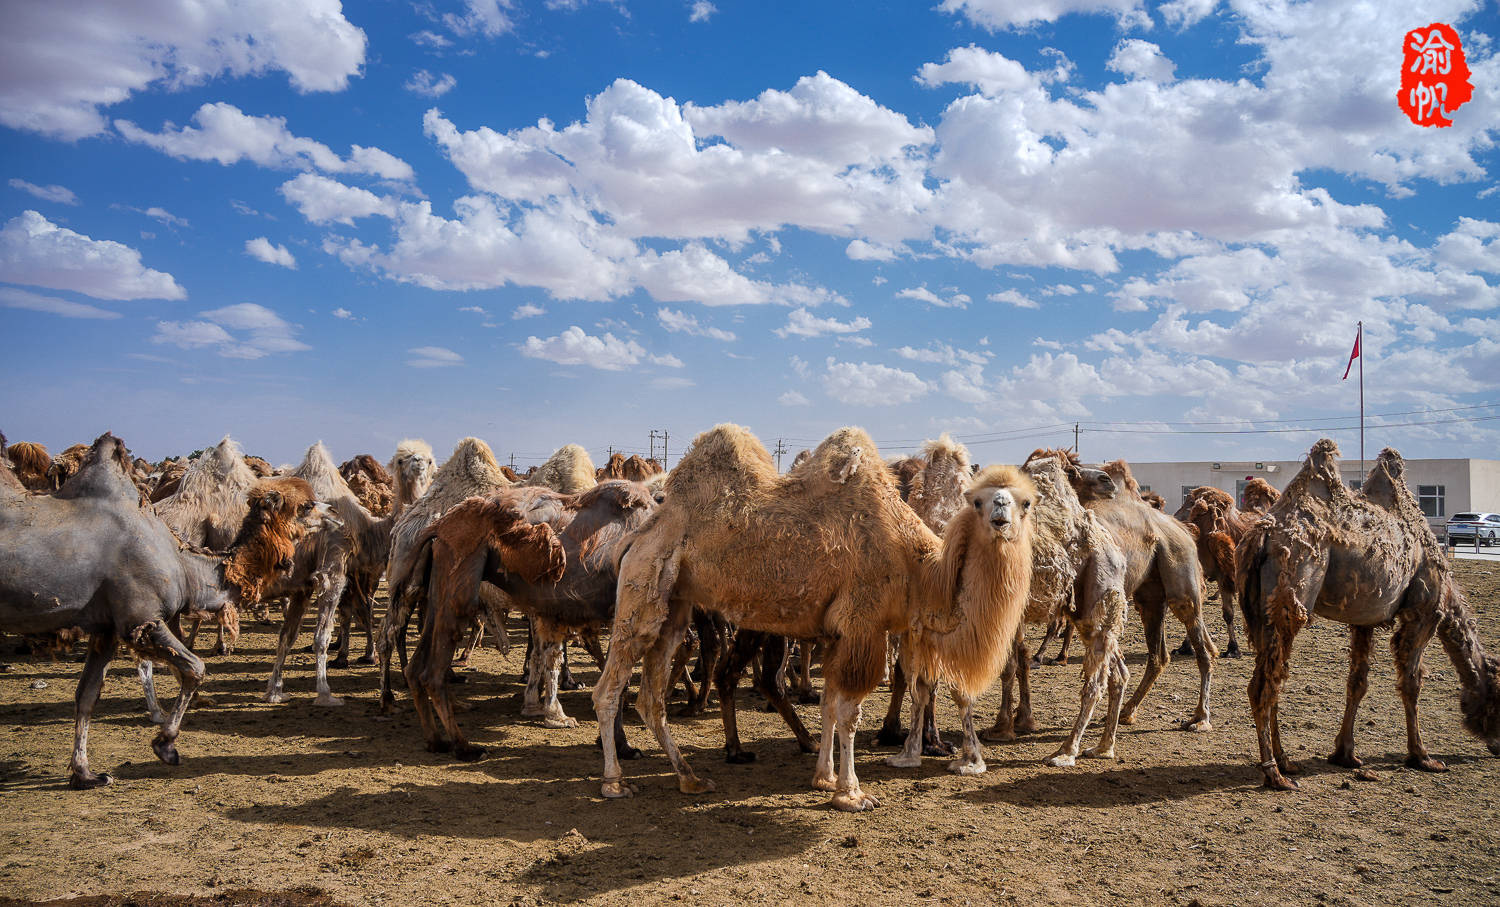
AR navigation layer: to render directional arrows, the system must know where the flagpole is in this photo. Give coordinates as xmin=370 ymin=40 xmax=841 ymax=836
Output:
xmin=1358 ymin=320 xmax=1364 ymax=478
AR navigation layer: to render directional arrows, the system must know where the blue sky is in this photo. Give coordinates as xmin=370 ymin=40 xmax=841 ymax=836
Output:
xmin=1 ymin=0 xmax=1496 ymax=469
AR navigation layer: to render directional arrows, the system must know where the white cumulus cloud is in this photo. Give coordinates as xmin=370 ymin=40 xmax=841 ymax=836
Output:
xmin=521 ymin=326 xmax=650 ymax=371
xmin=774 ymin=307 xmax=872 ymax=339
xmin=0 ymin=210 xmax=185 ymax=300
xmin=245 ymin=237 xmax=296 ymax=268
xmin=153 ymin=302 xmax=309 ymax=359
xmin=823 ymin=357 xmax=929 ymax=406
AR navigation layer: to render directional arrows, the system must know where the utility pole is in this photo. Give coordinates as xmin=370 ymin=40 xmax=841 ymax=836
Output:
xmin=1073 ymin=423 xmax=1080 ymax=454
xmin=508 ymin=453 xmax=516 ymax=468
xmin=649 ymin=429 xmax=669 ymax=467
xmin=773 ymin=438 xmax=787 ymax=471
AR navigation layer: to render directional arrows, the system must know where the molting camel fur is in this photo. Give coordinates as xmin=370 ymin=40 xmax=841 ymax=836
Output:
xmin=1236 ymin=439 xmax=1500 ymax=791
xmin=591 ymin=425 xmax=1034 ymax=811
xmin=379 ymin=437 xmax=514 ymax=710
xmin=1062 ymin=454 xmax=1217 ymax=732
xmin=0 ymin=433 xmax=319 ymax=787
xmin=523 ymin=444 xmax=598 ymax=494
xmin=1174 ymin=485 xmax=1262 ymax=657
xmin=8 ymin=441 xmax=54 ymax=492
xmin=340 ymin=454 xmax=395 ymax=516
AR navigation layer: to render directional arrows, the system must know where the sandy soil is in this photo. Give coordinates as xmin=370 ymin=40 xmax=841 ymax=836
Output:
xmin=2 ymin=562 xmax=1498 ymax=906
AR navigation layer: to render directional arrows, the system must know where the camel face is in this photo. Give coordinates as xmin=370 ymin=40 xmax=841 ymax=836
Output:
xmin=973 ymin=486 xmax=1028 ymax=540
xmin=1064 ymin=464 xmax=1116 ymax=503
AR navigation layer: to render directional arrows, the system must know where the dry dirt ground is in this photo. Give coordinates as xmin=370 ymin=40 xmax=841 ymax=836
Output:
xmin=3 ymin=562 xmax=1498 ymax=906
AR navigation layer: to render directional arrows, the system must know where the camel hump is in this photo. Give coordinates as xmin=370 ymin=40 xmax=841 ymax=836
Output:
xmin=667 ymin=424 xmax=777 ymax=500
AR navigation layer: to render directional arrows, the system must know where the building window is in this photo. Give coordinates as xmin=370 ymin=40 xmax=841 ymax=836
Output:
xmin=1181 ymin=485 xmax=1197 ymax=505
xmin=1419 ymin=485 xmax=1445 ymax=518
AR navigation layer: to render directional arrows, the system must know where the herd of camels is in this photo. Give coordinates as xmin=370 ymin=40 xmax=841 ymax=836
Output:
xmin=1 ymin=424 xmax=1496 ymax=809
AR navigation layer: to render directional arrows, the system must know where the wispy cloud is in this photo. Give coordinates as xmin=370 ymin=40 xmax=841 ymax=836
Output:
xmin=153 ymin=302 xmax=310 ymax=359
xmin=657 ymin=307 xmax=736 ymax=341
xmin=405 ymin=70 xmax=457 ymax=97
xmin=406 ymin=346 xmax=464 ymax=368
xmin=8 ymin=179 xmax=78 ymax=205
xmin=0 ymin=286 xmax=119 ymax=319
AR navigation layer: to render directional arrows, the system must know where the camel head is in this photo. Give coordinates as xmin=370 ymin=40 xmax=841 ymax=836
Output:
xmin=966 ymin=464 xmax=1036 ymax=542
xmin=390 ymin=439 xmax=436 ymax=500
xmin=1060 ymin=461 xmax=1115 ymax=504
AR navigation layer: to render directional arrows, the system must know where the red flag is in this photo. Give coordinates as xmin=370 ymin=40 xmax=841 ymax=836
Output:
xmin=1341 ymin=329 xmax=1360 ymax=380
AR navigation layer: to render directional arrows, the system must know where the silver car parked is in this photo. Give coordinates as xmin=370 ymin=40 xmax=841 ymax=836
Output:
xmin=1447 ymin=512 xmax=1500 ymax=546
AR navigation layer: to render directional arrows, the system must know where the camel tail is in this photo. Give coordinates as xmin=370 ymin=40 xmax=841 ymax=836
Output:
xmin=1433 ymin=577 xmax=1500 ymax=748
xmin=1237 ymin=526 xmax=1269 ymax=651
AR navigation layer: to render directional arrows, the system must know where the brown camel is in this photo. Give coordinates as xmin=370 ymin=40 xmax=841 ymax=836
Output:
xmin=7 ymin=441 xmax=53 ymax=492
xmin=1061 ymin=453 xmax=1217 ymax=731
xmin=975 ymin=450 xmax=1132 ymax=766
xmin=402 ymin=481 xmax=658 ymax=759
xmin=379 ymin=437 xmax=514 ymax=710
xmin=592 ymin=425 xmax=1034 ymax=810
xmin=340 ymin=453 xmax=395 ymax=516
xmin=1172 ymin=478 xmax=1280 ymax=658
xmin=1237 ymin=440 xmax=1500 ymax=790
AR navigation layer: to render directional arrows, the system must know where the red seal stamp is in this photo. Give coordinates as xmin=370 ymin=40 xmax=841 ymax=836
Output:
xmin=1399 ymin=23 xmax=1472 ymax=127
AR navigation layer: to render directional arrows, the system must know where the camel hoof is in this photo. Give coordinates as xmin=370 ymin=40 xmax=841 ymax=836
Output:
xmin=601 ymin=779 xmax=635 ymax=799
xmin=796 ymin=691 xmax=820 ymax=705
xmin=558 ymin=677 xmax=584 ymax=692
xmin=948 ymin=758 xmax=987 ymax=776
xmin=1281 ymin=759 xmax=1302 ymax=776
xmin=1264 ymin=774 xmax=1299 ymax=791
xmin=1225 ymin=645 xmax=1242 ymax=659
xmin=1406 ymin=755 xmax=1447 ymax=773
xmin=355 ymin=653 xmax=377 ymax=666
xmin=812 ymin=773 xmax=838 ymax=792
xmin=725 ymin=751 xmax=757 ymax=764
xmin=830 ymin=789 xmax=880 ymax=812
xmin=923 ymin=740 xmax=956 ymax=757
xmin=885 ymin=752 xmax=922 ymax=769
xmin=1013 ymin=718 xmax=1038 ymax=735
xmin=426 ymin=739 xmax=452 ymax=754
xmin=1044 ymin=752 xmax=1077 ymax=768
xmin=1328 ymin=750 xmax=1362 ymax=768
xmin=979 ymin=727 xmax=1015 ymax=744
xmin=678 ymin=775 xmax=715 ymax=795
xmin=262 ymin=691 xmax=288 ymax=704
xmin=329 ymin=656 xmax=350 ymax=670
xmin=147 ymin=711 xmax=167 ymax=726
xmin=453 ymin=744 xmax=486 ymax=762
xmin=542 ymin=715 xmax=579 ymax=729
xmin=620 ymin=745 xmax=643 ymax=761
xmin=211 ymin=641 xmax=230 ymax=657
xmin=68 ymin=771 xmax=112 ymax=790
xmin=1182 ymin=718 xmax=1212 ymax=733
xmin=1119 ymin=710 xmax=1139 ymax=726
xmin=520 ymin=704 xmax=545 ymax=717
xmin=152 ymin=735 xmax=181 ymax=766
xmin=874 ymin=726 xmax=906 ymax=747
xmin=1082 ymin=746 xmax=1115 ymax=760
xmin=1172 ymin=642 xmax=1194 ymax=658
xmin=314 ymin=694 xmax=345 ymax=707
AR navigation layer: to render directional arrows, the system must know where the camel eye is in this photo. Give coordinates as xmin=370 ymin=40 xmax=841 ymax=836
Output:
xmin=973 ymin=499 xmax=982 ymax=510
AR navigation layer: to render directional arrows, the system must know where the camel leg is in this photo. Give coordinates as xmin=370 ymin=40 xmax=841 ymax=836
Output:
xmin=535 ymin=631 xmax=577 ymax=728
xmin=312 ymin=575 xmax=348 ymax=707
xmin=456 ymin=618 xmax=483 ymax=667
xmin=328 ymin=605 xmax=352 ymax=669
xmin=876 ymin=652 xmax=909 ymax=746
xmin=138 ymin=659 xmax=167 ymax=725
xmin=580 ymin=629 xmax=607 ymax=671
xmin=1046 ymin=620 xmax=1074 ymax=666
xmin=1032 ymin=619 xmax=1060 ymax=667
xmin=1086 ymin=650 xmax=1129 ymax=760
xmin=1329 ymin=625 xmax=1374 ymax=768
xmin=1013 ymin=636 xmax=1037 ymax=734
xmin=686 ymin=612 xmax=719 ymax=714
xmin=521 ymin=622 xmax=546 ymax=716
xmin=812 ymin=684 xmax=839 ymax=791
xmin=886 ymin=672 xmax=935 ymax=768
xmin=129 ymin=620 xmax=206 ymax=768
xmin=356 ymin=591 xmax=377 ymax=665
xmin=948 ymin=689 xmax=987 ymax=775
xmin=1248 ymin=612 xmax=1302 ymax=790
xmin=1048 ymin=622 xmax=1110 ymax=767
xmin=184 ymin=617 xmax=202 ymax=653
xmin=636 ymin=618 xmax=714 ymax=795
xmin=558 ymin=643 xmax=583 ymax=691
xmin=412 ymin=597 xmax=483 ymax=760
xmin=264 ymin=592 xmax=311 ymax=704
xmin=830 ymin=692 xmax=878 ymax=811
xmin=1221 ymin=587 xmax=1241 ymax=658
xmin=757 ymin=634 xmax=815 ymax=754
xmin=718 ymin=630 xmax=761 ymax=763
xmin=1393 ymin=610 xmax=1446 ymax=773
xmin=1178 ymin=616 xmax=1214 ymax=732
xmin=981 ymin=645 xmax=1019 ymax=743
xmin=794 ymin=639 xmax=818 ymax=703
xmin=403 ymin=621 xmax=449 ymax=755
xmin=68 ymin=632 xmax=118 ymax=789
xmin=1120 ymin=603 xmax=1167 ymax=725
xmin=594 ymin=631 xmax=649 ymax=798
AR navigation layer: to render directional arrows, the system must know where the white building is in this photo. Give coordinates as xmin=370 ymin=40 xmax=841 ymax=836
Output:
xmin=1128 ymin=456 xmax=1500 ymax=537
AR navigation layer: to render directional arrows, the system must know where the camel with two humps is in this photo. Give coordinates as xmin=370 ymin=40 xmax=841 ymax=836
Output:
xmin=0 ymin=433 xmax=322 ymax=788
xmin=593 ymin=425 xmax=1034 ymax=811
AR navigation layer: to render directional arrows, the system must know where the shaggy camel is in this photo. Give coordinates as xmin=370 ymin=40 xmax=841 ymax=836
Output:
xmin=379 ymin=437 xmax=514 ymax=710
xmin=1237 ymin=440 xmax=1500 ymax=790
xmin=403 ymin=481 xmax=658 ymax=758
xmin=1 ymin=433 xmax=25 ymax=494
xmin=523 ymin=444 xmax=597 ymax=494
xmin=1171 ymin=478 xmax=1280 ymax=658
xmin=262 ymin=442 xmax=394 ymax=705
xmin=7 ymin=441 xmax=53 ymax=492
xmin=153 ymin=437 xmax=261 ymax=654
xmin=976 ymin=450 xmax=1132 ymax=765
xmin=0 ymin=433 xmax=321 ymax=787
xmin=592 ymin=425 xmax=1034 ymax=810
xmin=340 ymin=454 xmax=395 ymax=516
xmin=387 ymin=439 xmax=436 ymax=519
xmin=1062 ymin=454 xmax=1217 ymax=731
xmin=47 ymin=443 xmax=90 ymax=490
